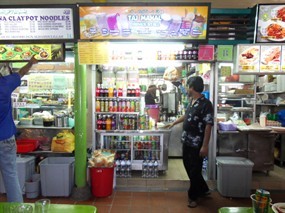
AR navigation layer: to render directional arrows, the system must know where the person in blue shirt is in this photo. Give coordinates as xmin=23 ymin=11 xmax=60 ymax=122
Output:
xmin=167 ymin=76 xmax=214 ymax=208
xmin=0 ymin=55 xmax=37 ymax=202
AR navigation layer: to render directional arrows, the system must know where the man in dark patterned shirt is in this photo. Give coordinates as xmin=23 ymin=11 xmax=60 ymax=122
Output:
xmin=168 ymin=76 xmax=213 ymax=208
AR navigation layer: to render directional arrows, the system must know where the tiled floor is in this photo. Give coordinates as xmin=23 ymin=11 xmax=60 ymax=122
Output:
xmin=0 ymin=159 xmax=284 ymax=213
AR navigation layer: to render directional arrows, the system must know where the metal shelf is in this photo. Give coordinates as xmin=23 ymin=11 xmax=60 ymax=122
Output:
xmin=95 ymin=112 xmax=139 ymax=115
xmin=256 ymin=91 xmax=285 ymax=95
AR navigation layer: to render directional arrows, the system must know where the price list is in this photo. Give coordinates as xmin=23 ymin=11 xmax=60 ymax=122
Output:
xmin=0 ymin=8 xmax=74 ymax=40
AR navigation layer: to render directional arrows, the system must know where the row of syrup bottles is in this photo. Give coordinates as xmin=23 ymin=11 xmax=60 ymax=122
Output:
xmin=96 ymin=84 xmax=141 ymax=98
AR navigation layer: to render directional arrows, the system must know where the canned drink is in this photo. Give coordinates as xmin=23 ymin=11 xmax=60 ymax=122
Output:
xmin=254 ymin=189 xmax=271 ymax=213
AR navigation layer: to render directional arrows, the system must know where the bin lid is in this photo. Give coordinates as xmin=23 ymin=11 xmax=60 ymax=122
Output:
xmin=216 ymin=156 xmax=254 ymax=167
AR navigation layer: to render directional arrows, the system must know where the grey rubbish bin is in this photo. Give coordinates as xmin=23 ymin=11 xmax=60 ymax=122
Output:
xmin=216 ymin=156 xmax=254 ymax=198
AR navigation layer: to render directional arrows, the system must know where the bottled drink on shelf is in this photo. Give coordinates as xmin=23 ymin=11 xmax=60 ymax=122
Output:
xmin=127 ymin=84 xmax=131 ymax=97
xmin=154 ymin=159 xmax=159 ymax=178
xmin=96 ymin=84 xmax=100 ymax=97
xmin=135 ymin=100 xmax=140 ymax=112
xmin=121 ymin=99 xmax=126 ymax=112
xmin=102 ymin=115 xmax=106 ymax=130
xmin=108 ymin=87 xmax=114 ymax=97
xmin=120 ymin=159 xmax=126 ymax=177
xmin=130 ymin=100 xmax=135 ymax=112
xmin=126 ymin=159 xmax=132 ymax=178
xmin=109 ymin=99 xmax=113 ymax=112
xmin=116 ymin=160 xmax=121 ymax=177
xmin=126 ymin=99 xmax=130 ymax=112
xmin=95 ymin=99 xmax=100 ymax=112
xmin=99 ymin=84 xmax=104 ymax=97
xmin=118 ymin=88 xmax=123 ymax=97
xmin=142 ymin=159 xmax=148 ymax=178
xmin=100 ymin=99 xmax=105 ymax=112
xmin=104 ymin=99 xmax=109 ymax=112
xmin=113 ymin=87 xmax=117 ymax=97
xmin=111 ymin=115 xmax=116 ymax=130
xmin=135 ymin=86 xmax=140 ymax=97
xmin=106 ymin=115 xmax=112 ymax=130
xmin=131 ymin=84 xmax=136 ymax=97
xmin=103 ymin=86 xmax=108 ymax=97
xmin=97 ymin=115 xmax=102 ymax=130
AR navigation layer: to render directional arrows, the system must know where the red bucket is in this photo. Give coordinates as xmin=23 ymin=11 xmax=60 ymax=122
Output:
xmin=90 ymin=167 xmax=114 ymax=197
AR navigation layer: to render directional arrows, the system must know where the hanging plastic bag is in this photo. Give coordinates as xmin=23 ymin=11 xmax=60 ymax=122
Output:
xmin=51 ymin=130 xmax=75 ymax=153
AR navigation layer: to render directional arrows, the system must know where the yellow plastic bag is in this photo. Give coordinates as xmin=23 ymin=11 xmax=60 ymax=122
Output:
xmin=51 ymin=130 xmax=75 ymax=153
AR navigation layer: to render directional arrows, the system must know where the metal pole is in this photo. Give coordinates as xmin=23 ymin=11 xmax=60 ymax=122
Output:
xmin=74 ymin=43 xmax=87 ymax=188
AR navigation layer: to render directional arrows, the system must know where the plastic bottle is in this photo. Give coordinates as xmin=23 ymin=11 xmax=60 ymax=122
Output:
xmin=123 ymin=86 xmax=127 ymax=97
xmin=95 ymin=99 xmax=101 ymax=112
xmin=135 ymin=85 xmax=140 ymax=97
xmin=127 ymin=84 xmax=131 ymax=97
xmin=260 ymin=113 xmax=267 ymax=127
xmin=106 ymin=115 xmax=112 ymax=130
xmin=111 ymin=115 xmax=116 ymax=130
xmin=131 ymin=84 xmax=136 ymax=97
xmin=154 ymin=159 xmax=159 ymax=178
xmin=147 ymin=159 xmax=153 ymax=178
xmin=99 ymin=84 xmax=104 ymax=97
xmin=108 ymin=86 xmax=114 ymax=98
xmin=97 ymin=115 xmax=102 ymax=130
xmin=102 ymin=115 xmax=106 ymax=130
xmin=126 ymin=159 xmax=131 ymax=178
xmin=120 ymin=160 xmax=126 ymax=178
xmin=116 ymin=160 xmax=121 ymax=177
xmin=142 ymin=158 xmax=148 ymax=178
xmin=96 ymin=84 xmax=100 ymax=97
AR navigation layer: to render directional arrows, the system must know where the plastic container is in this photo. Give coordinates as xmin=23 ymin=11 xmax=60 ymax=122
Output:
xmin=39 ymin=157 xmax=75 ymax=197
xmin=218 ymin=122 xmax=237 ymax=131
xmin=216 ymin=156 xmax=254 ymax=198
xmin=16 ymin=139 xmax=39 ymax=153
xmin=146 ymin=104 xmax=160 ymax=123
xmin=0 ymin=156 xmax=35 ymax=194
xmin=90 ymin=166 xmax=114 ymax=197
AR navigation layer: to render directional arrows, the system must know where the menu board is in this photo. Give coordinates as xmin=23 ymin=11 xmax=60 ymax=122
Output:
xmin=79 ymin=4 xmax=210 ymax=40
xmin=256 ymin=4 xmax=285 ymax=43
xmin=0 ymin=44 xmax=64 ymax=62
xmin=78 ymin=42 xmax=109 ymax=64
xmin=0 ymin=7 xmax=74 ymax=41
xmin=236 ymin=45 xmax=260 ymax=73
xmin=260 ymin=45 xmax=281 ymax=72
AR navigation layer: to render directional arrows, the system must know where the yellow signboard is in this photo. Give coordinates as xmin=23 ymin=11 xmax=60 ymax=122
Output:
xmin=78 ymin=42 xmax=109 ymax=64
xmin=79 ymin=5 xmax=210 ymax=40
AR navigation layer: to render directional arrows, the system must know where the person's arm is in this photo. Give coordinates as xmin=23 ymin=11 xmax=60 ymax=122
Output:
xmin=199 ymin=124 xmax=212 ymax=157
xmin=18 ymin=55 xmax=38 ymax=78
xmin=165 ymin=115 xmax=185 ymax=129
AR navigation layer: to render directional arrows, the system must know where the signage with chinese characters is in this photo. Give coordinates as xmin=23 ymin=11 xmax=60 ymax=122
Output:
xmin=79 ymin=4 xmax=210 ymax=41
xmin=0 ymin=7 xmax=75 ymax=41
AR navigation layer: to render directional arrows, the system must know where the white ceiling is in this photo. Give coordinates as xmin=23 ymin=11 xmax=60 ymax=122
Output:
xmin=0 ymin=0 xmax=283 ymax=8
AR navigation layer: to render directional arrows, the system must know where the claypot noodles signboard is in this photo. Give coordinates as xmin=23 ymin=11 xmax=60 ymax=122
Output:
xmin=0 ymin=6 xmax=75 ymax=41
xmin=256 ymin=4 xmax=285 ymax=43
xmin=79 ymin=4 xmax=210 ymax=41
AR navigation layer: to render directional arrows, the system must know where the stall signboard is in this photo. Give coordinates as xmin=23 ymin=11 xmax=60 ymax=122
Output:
xmin=198 ymin=45 xmax=214 ymax=61
xmin=255 ymin=4 xmax=285 ymax=43
xmin=260 ymin=45 xmax=281 ymax=72
xmin=236 ymin=44 xmax=285 ymax=74
xmin=236 ymin=45 xmax=260 ymax=73
xmin=0 ymin=6 xmax=75 ymax=42
xmin=0 ymin=44 xmax=65 ymax=62
xmin=217 ymin=45 xmax=233 ymax=62
xmin=79 ymin=3 xmax=210 ymax=41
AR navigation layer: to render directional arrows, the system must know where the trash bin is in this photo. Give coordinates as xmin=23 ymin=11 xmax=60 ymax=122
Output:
xmin=216 ymin=156 xmax=254 ymax=198
xmin=90 ymin=166 xmax=114 ymax=197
